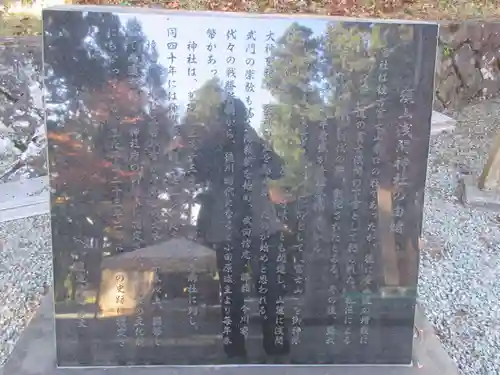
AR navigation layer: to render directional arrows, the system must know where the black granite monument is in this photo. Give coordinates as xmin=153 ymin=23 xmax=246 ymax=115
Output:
xmin=43 ymin=6 xmax=438 ymax=367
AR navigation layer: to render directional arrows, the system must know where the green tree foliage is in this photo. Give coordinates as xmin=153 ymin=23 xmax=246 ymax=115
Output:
xmin=261 ymin=23 xmax=324 ymax=197
xmin=320 ymin=23 xmax=385 ymax=117
xmin=183 ymin=77 xmax=225 ymax=127
xmin=261 ymin=22 xmax=415 ymax=197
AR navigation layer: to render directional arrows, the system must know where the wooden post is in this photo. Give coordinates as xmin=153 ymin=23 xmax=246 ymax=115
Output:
xmin=377 ymin=187 xmax=400 ymax=287
xmin=478 ymin=132 xmax=500 ymax=191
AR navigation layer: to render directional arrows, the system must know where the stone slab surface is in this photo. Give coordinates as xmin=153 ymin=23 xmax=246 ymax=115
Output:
xmin=44 ymin=7 xmax=436 ymax=366
xmin=459 ymin=174 xmax=500 ymax=211
xmin=0 ymin=292 xmax=459 ymax=375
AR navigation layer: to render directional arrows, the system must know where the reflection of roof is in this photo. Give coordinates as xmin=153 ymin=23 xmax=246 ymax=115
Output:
xmin=100 ymin=237 xmax=217 ymax=273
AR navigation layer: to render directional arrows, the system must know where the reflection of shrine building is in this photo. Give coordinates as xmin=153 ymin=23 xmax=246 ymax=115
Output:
xmin=97 ymin=236 xmax=300 ymax=319
xmin=98 ymin=238 xmax=219 ymax=318
xmin=97 ymin=231 xmax=414 ymax=321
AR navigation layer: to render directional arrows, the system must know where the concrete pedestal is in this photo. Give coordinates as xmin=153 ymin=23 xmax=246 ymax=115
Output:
xmin=459 ymin=175 xmax=500 ymax=211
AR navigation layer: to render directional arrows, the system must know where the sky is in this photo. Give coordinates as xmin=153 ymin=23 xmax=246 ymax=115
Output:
xmin=118 ymin=13 xmax=326 ymax=130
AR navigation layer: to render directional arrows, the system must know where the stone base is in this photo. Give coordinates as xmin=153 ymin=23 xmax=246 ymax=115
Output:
xmin=0 ymin=292 xmax=459 ymax=375
xmin=459 ymin=175 xmax=500 ymax=211
xmin=430 ymin=111 xmax=456 ymax=136
xmin=0 ymin=176 xmax=49 ymax=223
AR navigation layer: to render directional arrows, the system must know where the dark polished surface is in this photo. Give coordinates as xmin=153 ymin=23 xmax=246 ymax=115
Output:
xmin=0 ymin=292 xmax=460 ymax=375
xmin=43 ymin=6 xmax=438 ymax=367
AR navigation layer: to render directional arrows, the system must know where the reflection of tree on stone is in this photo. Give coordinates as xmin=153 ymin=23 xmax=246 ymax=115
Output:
xmin=261 ymin=21 xmax=422 ymax=306
xmin=254 ymin=22 xmax=435 ymax=361
xmin=319 ymin=23 xmax=387 ymax=298
xmin=261 ymin=23 xmax=323 ymax=198
xmin=183 ymin=77 xmax=225 ymax=127
xmin=43 ymin=11 xmax=180 ymax=305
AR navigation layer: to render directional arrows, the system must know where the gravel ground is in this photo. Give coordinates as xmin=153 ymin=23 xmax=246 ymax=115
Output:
xmin=0 ymin=214 xmax=51 ymax=367
xmin=419 ymin=99 xmax=500 ymax=375
xmin=1 ymin=101 xmax=500 ymax=373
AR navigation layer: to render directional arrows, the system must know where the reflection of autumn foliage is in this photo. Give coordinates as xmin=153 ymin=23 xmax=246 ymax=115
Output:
xmin=49 ymin=81 xmax=148 ymax=244
xmin=48 ymin=81 xmax=141 ymax=188
xmin=48 ymin=131 xmax=138 ymax=188
xmin=49 ymin=79 xmax=157 ymax=190
xmin=49 ymin=76 xmax=188 ymax=255
xmin=85 ymin=79 xmax=147 ymax=122
xmin=43 ymin=12 xmax=178 ymax=303
xmin=48 ymin=130 xmax=137 ymax=246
